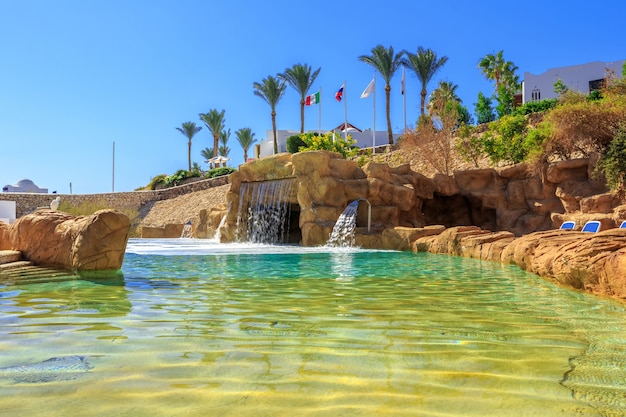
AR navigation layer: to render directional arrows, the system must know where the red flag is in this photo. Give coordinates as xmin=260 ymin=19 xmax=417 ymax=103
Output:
xmin=335 ymin=85 xmax=344 ymax=102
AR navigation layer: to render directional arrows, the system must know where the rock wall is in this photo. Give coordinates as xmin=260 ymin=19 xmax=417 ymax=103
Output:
xmin=0 ymin=176 xmax=228 ymax=218
xmin=412 ymin=226 xmax=626 ymax=300
xmin=425 ymin=155 xmax=622 ymax=235
xmin=220 ymin=151 xmax=435 ymax=245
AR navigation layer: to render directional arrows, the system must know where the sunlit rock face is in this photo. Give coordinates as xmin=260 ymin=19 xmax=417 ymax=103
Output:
xmin=3 ymin=209 xmax=130 ymax=270
xmin=220 ymin=151 xmax=435 ymax=246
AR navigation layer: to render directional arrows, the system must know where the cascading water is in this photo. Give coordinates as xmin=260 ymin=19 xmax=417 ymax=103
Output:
xmin=180 ymin=220 xmax=193 ymax=238
xmin=211 ymin=215 xmax=227 ymax=243
xmin=236 ymin=179 xmax=295 ymax=244
xmin=326 ymin=200 xmax=359 ymax=247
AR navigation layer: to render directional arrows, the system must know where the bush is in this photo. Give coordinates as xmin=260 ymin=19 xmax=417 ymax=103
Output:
xmin=480 ymin=115 xmax=528 ymax=164
xmin=598 ymin=124 xmax=626 ymax=192
xmin=205 ymin=167 xmax=236 ymax=178
xmin=298 ymin=132 xmax=358 ymax=158
xmin=164 ymin=169 xmax=195 ymax=186
xmin=455 ymin=124 xmax=483 ymax=168
xmin=544 ymin=94 xmax=626 ymax=159
xmin=147 ymin=174 xmax=167 ymax=190
xmin=286 ymin=134 xmax=308 ymax=153
xmin=512 ymin=98 xmax=558 ymax=116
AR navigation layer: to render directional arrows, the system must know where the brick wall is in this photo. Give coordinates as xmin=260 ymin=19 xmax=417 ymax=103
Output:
xmin=0 ymin=176 xmax=229 ymax=218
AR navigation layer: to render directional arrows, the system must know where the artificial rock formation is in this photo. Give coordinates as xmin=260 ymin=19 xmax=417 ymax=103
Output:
xmin=424 ymin=157 xmax=615 ymax=236
xmin=412 ymin=226 xmax=626 ymax=299
xmin=0 ymin=209 xmax=130 ymax=270
xmin=220 ymin=151 xmax=434 ymax=245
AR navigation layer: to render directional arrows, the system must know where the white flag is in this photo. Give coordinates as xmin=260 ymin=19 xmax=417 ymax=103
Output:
xmin=360 ymin=78 xmax=375 ymax=98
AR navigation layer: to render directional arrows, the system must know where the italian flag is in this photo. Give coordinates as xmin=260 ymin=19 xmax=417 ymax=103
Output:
xmin=305 ymin=91 xmax=320 ymax=106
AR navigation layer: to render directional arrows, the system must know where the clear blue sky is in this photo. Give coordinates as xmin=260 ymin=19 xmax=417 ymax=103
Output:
xmin=1 ymin=0 xmax=624 ymax=194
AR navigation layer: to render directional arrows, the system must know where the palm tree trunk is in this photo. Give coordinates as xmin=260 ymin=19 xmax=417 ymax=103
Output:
xmin=385 ymin=84 xmax=393 ymax=144
xmin=300 ymin=99 xmax=305 ymax=133
xmin=213 ymin=134 xmax=219 ymax=157
xmin=187 ymin=141 xmax=192 ymax=171
xmin=420 ymin=88 xmax=427 ymax=116
xmin=272 ymin=110 xmax=278 ymax=154
xmin=243 ymin=148 xmax=248 ymax=162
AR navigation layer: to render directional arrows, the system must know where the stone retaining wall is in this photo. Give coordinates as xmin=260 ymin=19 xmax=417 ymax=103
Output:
xmin=0 ymin=176 xmax=229 ymax=218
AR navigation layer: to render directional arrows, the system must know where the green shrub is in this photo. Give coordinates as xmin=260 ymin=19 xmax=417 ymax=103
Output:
xmin=455 ymin=124 xmax=483 ymax=168
xmin=205 ymin=167 xmax=236 ymax=178
xmin=147 ymin=174 xmax=167 ymax=190
xmin=163 ymin=169 xmax=205 ymax=187
xmin=512 ymin=98 xmax=558 ymax=116
xmin=298 ymin=132 xmax=358 ymax=158
xmin=286 ymin=134 xmax=308 ymax=153
xmin=598 ymin=124 xmax=626 ymax=191
xmin=524 ymin=122 xmax=552 ymax=162
xmin=480 ymin=115 xmax=528 ymax=164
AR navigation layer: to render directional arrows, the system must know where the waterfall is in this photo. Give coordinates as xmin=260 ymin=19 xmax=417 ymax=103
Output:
xmin=326 ymin=200 xmax=359 ymax=247
xmin=236 ymin=179 xmax=295 ymax=244
xmin=211 ymin=215 xmax=227 ymax=243
xmin=180 ymin=220 xmax=193 ymax=238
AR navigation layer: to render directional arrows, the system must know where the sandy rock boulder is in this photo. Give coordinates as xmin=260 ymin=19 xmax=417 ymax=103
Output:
xmin=6 ymin=209 xmax=130 ymax=270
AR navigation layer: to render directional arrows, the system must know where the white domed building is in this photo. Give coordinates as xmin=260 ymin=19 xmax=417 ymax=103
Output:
xmin=2 ymin=179 xmax=48 ymax=193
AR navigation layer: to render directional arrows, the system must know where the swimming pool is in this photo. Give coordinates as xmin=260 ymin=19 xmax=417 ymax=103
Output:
xmin=0 ymin=238 xmax=625 ymax=416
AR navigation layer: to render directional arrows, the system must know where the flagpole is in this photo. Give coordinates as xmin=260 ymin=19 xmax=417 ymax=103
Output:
xmin=402 ymin=66 xmax=407 ymax=134
xmin=343 ymin=80 xmax=348 ymax=140
xmin=372 ymin=73 xmax=376 ymax=154
xmin=318 ymin=86 xmax=322 ymax=135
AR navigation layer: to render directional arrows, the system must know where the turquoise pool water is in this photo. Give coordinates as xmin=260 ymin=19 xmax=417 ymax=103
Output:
xmin=1 ymin=238 xmax=625 ymax=416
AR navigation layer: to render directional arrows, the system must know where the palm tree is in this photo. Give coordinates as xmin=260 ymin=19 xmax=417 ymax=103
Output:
xmin=402 ymin=47 xmax=448 ymax=118
xmin=359 ymin=45 xmax=404 ymax=145
xmin=199 ymin=109 xmax=226 ymax=158
xmin=200 ymin=147 xmax=214 ymax=164
xmin=478 ymin=50 xmax=519 ymax=94
xmin=253 ymin=75 xmax=286 ymax=154
xmin=428 ymin=81 xmax=461 ymax=109
xmin=235 ymin=127 xmax=257 ymax=162
xmin=219 ymin=128 xmax=231 ymax=157
xmin=279 ymin=63 xmax=321 ymax=133
xmin=175 ymin=121 xmax=202 ymax=171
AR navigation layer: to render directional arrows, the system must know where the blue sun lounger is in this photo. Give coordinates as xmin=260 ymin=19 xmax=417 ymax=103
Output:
xmin=559 ymin=221 xmax=576 ymax=231
xmin=620 ymin=220 xmax=626 ymax=229
xmin=581 ymin=220 xmax=601 ymax=233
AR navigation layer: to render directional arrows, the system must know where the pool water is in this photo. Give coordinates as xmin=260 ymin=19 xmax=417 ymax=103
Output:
xmin=1 ymin=238 xmax=625 ymax=416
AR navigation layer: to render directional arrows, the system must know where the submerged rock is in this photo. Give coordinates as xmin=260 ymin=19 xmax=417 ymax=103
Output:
xmin=0 ymin=356 xmax=92 ymax=383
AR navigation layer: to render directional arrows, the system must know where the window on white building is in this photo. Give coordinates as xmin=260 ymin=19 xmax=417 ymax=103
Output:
xmin=531 ymin=88 xmax=541 ymax=101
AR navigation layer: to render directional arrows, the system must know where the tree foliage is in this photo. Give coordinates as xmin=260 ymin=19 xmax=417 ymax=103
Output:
xmin=286 ymin=134 xmax=308 ymax=153
xmin=598 ymin=124 xmax=626 ymax=192
xmin=175 ymin=121 xmax=202 ymax=172
xmin=235 ymin=127 xmax=257 ymax=161
xmin=297 ymin=132 xmax=357 ymax=158
xmin=253 ymin=75 xmax=287 ymax=154
xmin=402 ymin=47 xmax=448 ymax=117
xmin=544 ymin=94 xmax=626 ymax=159
xmin=279 ymin=63 xmax=321 ymax=133
xmin=474 ymin=92 xmax=495 ymax=124
xmin=199 ymin=109 xmax=226 ymax=158
xmin=359 ymin=45 xmax=404 ymax=145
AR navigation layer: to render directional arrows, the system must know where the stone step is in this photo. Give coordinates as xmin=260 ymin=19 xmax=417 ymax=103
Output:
xmin=0 ymin=264 xmax=75 ymax=284
xmin=0 ymin=260 xmax=32 ymax=271
xmin=0 ymin=250 xmax=22 ymax=265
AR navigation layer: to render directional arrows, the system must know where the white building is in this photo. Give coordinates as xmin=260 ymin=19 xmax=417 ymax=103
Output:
xmin=257 ymin=124 xmax=403 ymax=158
xmin=2 ymin=179 xmax=48 ymax=193
xmin=522 ymin=60 xmax=625 ymax=103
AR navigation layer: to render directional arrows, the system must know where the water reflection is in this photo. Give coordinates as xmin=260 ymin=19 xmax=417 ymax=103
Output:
xmin=1 ymin=241 xmax=626 ymax=416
